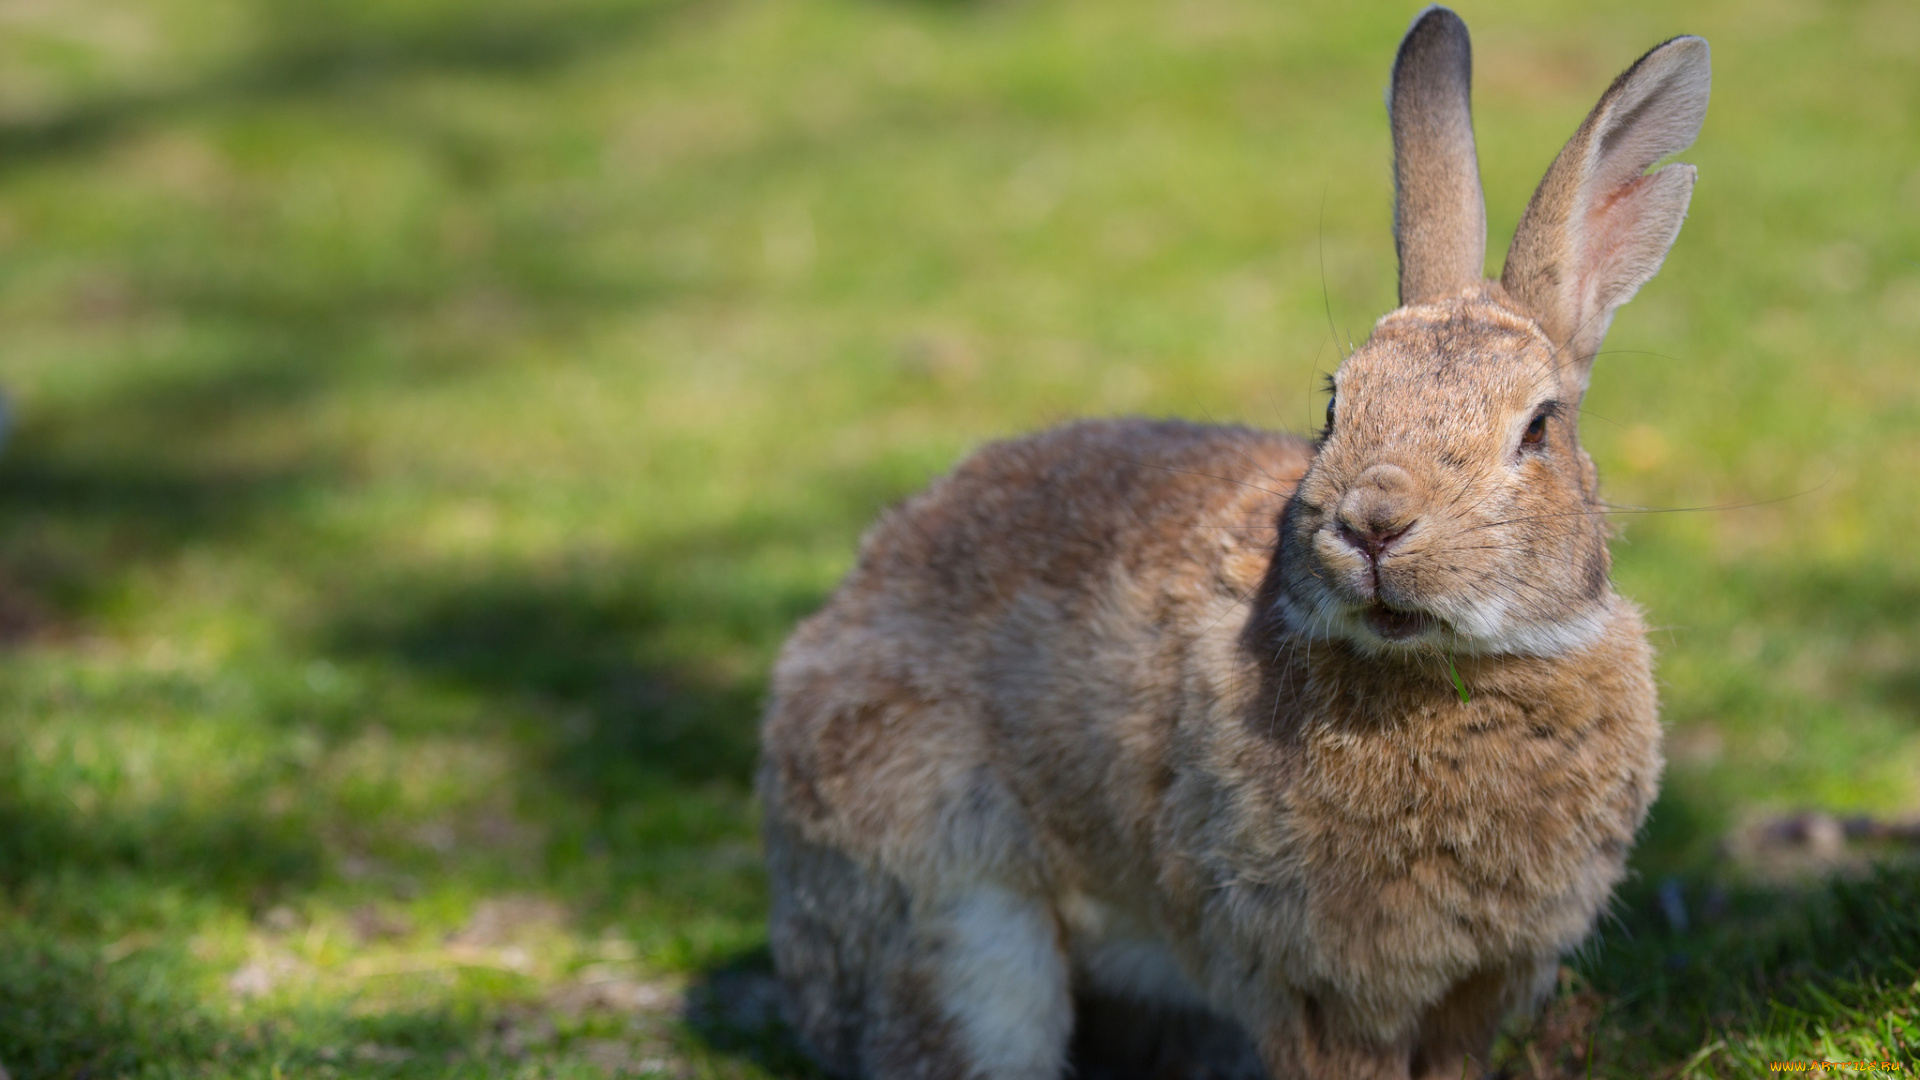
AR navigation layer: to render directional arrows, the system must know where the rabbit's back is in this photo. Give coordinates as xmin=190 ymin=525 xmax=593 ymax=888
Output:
xmin=760 ymin=417 xmax=1314 ymax=895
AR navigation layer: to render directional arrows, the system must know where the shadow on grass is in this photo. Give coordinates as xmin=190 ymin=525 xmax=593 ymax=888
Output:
xmin=0 ymin=450 xmax=318 ymax=615
xmin=1572 ymin=860 xmax=1920 ymax=1073
xmin=0 ymin=789 xmax=325 ymax=914
xmin=0 ymin=0 xmax=692 ymax=170
xmin=319 ymin=540 xmax=835 ymax=801
xmin=314 ymin=454 xmax=912 ymax=796
xmin=684 ymin=947 xmax=827 ymax=1079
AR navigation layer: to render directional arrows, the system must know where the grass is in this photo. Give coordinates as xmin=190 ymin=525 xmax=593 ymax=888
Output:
xmin=0 ymin=0 xmax=1913 ymax=1075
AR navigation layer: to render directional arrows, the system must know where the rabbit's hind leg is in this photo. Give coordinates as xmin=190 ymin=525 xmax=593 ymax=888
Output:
xmin=867 ymin=882 xmax=1072 ymax=1080
xmin=769 ymin=826 xmax=1072 ymax=1080
xmin=767 ymin=822 xmax=907 ymax=1076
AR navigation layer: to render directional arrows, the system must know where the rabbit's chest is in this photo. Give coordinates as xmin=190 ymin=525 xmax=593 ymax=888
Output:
xmin=1281 ymin=698 xmax=1659 ymax=967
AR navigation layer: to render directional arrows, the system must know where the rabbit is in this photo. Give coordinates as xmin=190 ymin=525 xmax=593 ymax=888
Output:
xmin=758 ymin=7 xmax=1708 ymax=1079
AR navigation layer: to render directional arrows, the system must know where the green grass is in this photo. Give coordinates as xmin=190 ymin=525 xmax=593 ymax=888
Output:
xmin=0 ymin=0 xmax=1914 ymax=1075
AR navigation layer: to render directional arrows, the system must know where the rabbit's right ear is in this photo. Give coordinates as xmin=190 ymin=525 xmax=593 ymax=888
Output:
xmin=1501 ymin=36 xmax=1711 ymax=384
xmin=1390 ymin=6 xmax=1486 ymax=306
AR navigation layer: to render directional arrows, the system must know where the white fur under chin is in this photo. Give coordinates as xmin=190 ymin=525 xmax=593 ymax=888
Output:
xmin=930 ymin=884 xmax=1072 ymax=1080
xmin=1275 ymin=585 xmax=1613 ymax=659
xmin=1441 ymin=593 xmax=1613 ymax=657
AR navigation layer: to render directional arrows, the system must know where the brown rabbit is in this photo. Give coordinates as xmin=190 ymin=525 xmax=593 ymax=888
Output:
xmin=758 ymin=8 xmax=1709 ymax=1078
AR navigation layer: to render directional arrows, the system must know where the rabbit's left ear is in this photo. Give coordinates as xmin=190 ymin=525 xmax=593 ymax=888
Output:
xmin=1501 ymin=36 xmax=1710 ymax=383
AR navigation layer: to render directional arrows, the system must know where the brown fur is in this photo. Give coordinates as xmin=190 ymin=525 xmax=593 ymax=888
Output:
xmin=760 ymin=9 xmax=1709 ymax=1079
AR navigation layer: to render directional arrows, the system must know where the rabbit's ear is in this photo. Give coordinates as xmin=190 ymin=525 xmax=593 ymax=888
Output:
xmin=1501 ymin=36 xmax=1710 ymax=382
xmin=1390 ymin=6 xmax=1487 ymax=306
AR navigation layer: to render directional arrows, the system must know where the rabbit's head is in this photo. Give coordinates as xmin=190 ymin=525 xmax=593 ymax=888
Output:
xmin=1276 ymin=9 xmax=1709 ymax=657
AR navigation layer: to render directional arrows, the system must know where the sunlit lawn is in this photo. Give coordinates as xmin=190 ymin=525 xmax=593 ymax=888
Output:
xmin=0 ymin=0 xmax=1914 ymax=1076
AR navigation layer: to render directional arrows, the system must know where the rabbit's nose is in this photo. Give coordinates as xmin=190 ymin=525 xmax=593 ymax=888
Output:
xmin=1336 ymin=464 xmax=1419 ymax=561
xmin=1338 ymin=516 xmax=1414 ymax=563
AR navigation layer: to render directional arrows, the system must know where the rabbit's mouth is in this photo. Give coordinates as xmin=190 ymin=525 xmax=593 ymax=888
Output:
xmin=1363 ymin=603 xmax=1435 ymax=641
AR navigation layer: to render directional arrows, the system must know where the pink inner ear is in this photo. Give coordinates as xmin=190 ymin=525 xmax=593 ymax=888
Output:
xmin=1578 ymin=170 xmax=1667 ymax=319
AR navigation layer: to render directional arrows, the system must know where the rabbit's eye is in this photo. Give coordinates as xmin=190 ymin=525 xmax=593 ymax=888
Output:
xmin=1324 ymin=396 xmax=1336 ymax=433
xmin=1522 ymin=412 xmax=1550 ymax=446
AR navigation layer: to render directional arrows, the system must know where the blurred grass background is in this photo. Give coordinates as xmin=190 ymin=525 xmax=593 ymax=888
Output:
xmin=0 ymin=0 xmax=1913 ymax=1075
